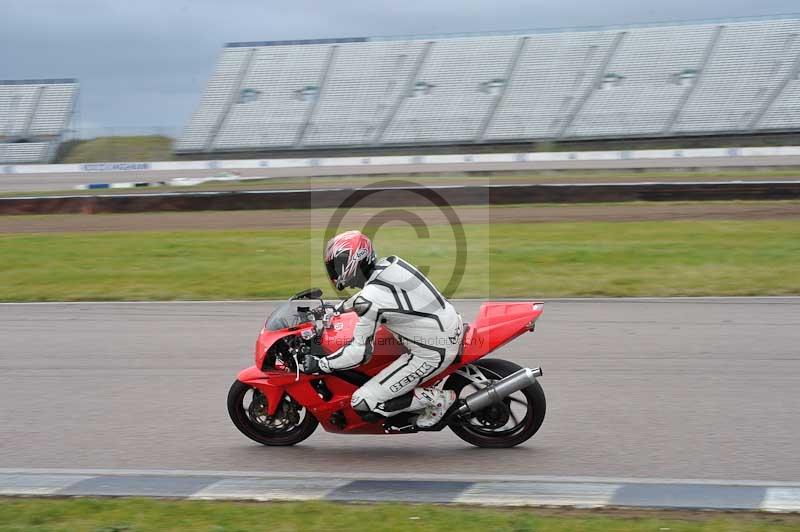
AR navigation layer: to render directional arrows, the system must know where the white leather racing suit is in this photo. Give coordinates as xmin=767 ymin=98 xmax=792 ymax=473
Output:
xmin=318 ymin=256 xmax=463 ymax=417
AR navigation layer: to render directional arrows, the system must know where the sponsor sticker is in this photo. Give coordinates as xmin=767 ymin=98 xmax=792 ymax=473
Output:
xmin=81 ymin=162 xmax=150 ymax=172
xmin=388 ymin=361 xmax=436 ymax=393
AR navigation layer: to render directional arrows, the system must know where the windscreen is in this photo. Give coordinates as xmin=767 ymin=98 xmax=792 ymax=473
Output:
xmin=264 ymin=301 xmax=314 ymax=331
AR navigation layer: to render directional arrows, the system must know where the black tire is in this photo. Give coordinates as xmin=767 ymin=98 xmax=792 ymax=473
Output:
xmin=445 ymin=358 xmax=546 ymax=448
xmin=227 ymin=380 xmax=318 ymax=446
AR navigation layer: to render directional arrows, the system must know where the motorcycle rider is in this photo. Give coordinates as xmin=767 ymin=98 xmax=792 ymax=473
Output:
xmin=301 ymin=230 xmax=463 ymax=428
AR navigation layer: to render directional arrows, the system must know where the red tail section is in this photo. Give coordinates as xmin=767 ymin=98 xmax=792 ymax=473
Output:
xmin=461 ymin=302 xmax=544 ymax=364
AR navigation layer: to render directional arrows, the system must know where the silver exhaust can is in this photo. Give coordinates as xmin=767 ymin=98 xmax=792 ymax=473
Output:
xmin=457 ymin=367 xmax=542 ymax=417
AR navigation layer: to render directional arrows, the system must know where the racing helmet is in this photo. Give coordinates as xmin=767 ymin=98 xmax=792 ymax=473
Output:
xmin=324 ymin=230 xmax=376 ymax=290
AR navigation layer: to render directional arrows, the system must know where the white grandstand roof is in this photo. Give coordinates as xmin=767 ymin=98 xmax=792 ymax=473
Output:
xmin=0 ymin=79 xmax=77 ymax=85
xmin=223 ymin=13 xmax=800 ymax=47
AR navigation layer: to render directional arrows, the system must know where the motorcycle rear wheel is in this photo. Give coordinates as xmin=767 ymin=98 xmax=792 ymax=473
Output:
xmin=445 ymin=358 xmax=546 ymax=448
xmin=227 ymin=380 xmax=318 ymax=446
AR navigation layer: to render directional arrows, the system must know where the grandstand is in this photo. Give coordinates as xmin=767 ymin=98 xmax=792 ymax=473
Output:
xmin=176 ymin=16 xmax=800 ymax=154
xmin=0 ymin=79 xmax=78 ymax=163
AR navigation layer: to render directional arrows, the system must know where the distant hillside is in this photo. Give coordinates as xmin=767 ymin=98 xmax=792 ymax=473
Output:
xmin=52 ymin=132 xmax=800 ymax=164
xmin=57 ymin=135 xmax=175 ymax=163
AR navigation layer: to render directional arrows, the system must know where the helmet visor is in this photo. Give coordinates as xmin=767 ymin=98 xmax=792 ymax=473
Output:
xmin=325 ymin=250 xmax=351 ymax=287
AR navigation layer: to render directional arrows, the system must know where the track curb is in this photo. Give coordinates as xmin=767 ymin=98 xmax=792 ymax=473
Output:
xmin=1 ymin=470 xmax=798 ymax=511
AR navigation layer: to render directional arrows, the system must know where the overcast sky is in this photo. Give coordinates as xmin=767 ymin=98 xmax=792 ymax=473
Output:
xmin=1 ymin=0 xmax=798 ymax=135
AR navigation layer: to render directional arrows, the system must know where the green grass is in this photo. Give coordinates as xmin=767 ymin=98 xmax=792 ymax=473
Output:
xmin=58 ymin=135 xmax=175 ymax=163
xmin=1 ymin=220 xmax=798 ymax=301
xmin=0 ymin=498 xmax=797 ymax=532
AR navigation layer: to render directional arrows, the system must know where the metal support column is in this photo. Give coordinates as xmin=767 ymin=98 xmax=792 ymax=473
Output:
xmin=664 ymin=25 xmax=724 ymax=135
xmin=557 ymin=31 xmax=626 ymax=139
xmin=205 ymin=47 xmax=257 ymax=152
xmin=295 ymin=44 xmax=338 ymax=147
xmin=475 ymin=36 xmax=529 ymax=143
xmin=22 ymin=86 xmax=45 ymax=139
xmin=748 ymin=47 xmax=800 ymax=131
xmin=372 ymin=41 xmax=434 ymax=145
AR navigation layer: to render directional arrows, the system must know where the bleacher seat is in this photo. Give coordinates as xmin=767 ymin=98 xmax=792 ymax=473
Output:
xmin=304 ymin=40 xmax=429 ymax=146
xmin=213 ymin=43 xmax=331 ymax=150
xmin=0 ymin=142 xmax=51 ymax=164
xmin=673 ymin=19 xmax=800 ymax=134
xmin=177 ymin=16 xmax=800 ymax=154
xmin=175 ymin=49 xmax=252 ymax=152
xmin=485 ymin=30 xmax=620 ymax=140
xmin=0 ymin=79 xmax=77 ymax=163
xmin=382 ymin=35 xmax=519 ymax=144
xmin=564 ymin=25 xmax=717 ymax=138
xmin=760 ymin=72 xmax=800 ymax=131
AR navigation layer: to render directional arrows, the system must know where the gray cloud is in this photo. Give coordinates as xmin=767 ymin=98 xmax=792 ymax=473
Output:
xmin=1 ymin=0 xmax=798 ymax=134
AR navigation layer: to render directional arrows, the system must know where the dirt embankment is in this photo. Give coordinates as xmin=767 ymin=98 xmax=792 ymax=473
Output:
xmin=1 ymin=202 xmax=799 ymax=234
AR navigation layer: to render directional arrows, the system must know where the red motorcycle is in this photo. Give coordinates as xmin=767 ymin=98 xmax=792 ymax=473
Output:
xmin=228 ymin=288 xmax=546 ymax=448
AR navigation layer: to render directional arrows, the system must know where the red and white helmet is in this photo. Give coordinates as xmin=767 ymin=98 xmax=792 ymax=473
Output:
xmin=324 ymin=230 xmax=376 ymax=290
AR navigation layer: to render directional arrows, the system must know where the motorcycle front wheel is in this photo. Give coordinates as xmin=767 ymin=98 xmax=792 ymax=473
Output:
xmin=445 ymin=358 xmax=546 ymax=448
xmin=227 ymin=380 xmax=318 ymax=446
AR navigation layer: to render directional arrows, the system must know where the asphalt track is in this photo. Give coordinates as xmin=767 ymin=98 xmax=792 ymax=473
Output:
xmin=3 ymin=155 xmax=800 ymax=193
xmin=1 ymin=298 xmax=798 ymax=482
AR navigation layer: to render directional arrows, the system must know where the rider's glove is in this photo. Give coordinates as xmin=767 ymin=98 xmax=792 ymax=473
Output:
xmin=301 ymin=355 xmax=331 ymax=374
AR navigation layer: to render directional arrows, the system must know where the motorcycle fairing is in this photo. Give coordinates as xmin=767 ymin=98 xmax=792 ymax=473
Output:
xmin=240 ymin=301 xmax=543 ymax=432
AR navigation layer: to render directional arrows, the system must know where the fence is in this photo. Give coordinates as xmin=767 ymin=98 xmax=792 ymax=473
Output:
xmin=4 ymin=145 xmax=800 ymax=176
